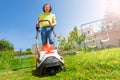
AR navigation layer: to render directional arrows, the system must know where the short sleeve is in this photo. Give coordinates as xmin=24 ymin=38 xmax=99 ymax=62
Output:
xmin=38 ymin=14 xmax=43 ymax=19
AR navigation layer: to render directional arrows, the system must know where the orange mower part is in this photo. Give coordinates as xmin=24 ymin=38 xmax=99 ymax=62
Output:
xmin=42 ymin=44 xmax=54 ymax=54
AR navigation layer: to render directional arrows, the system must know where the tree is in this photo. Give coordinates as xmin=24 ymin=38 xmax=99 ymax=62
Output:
xmin=57 ymin=36 xmax=70 ymax=51
xmin=58 ymin=26 xmax=82 ymax=51
xmin=25 ymin=48 xmax=32 ymax=54
xmin=69 ymin=26 xmax=82 ymax=50
xmin=0 ymin=39 xmax=14 ymax=51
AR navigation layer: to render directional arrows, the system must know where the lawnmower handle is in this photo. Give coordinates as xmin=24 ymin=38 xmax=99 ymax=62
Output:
xmin=35 ymin=20 xmax=56 ymax=39
xmin=37 ymin=20 xmax=52 ymax=27
xmin=35 ymin=20 xmax=52 ymax=39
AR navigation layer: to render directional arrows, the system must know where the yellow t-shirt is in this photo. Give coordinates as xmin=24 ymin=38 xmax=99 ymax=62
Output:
xmin=38 ymin=13 xmax=56 ymax=27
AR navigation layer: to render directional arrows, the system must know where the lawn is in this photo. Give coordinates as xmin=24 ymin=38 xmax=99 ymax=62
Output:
xmin=0 ymin=48 xmax=120 ymax=80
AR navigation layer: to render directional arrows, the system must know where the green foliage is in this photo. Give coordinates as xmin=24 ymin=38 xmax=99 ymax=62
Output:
xmin=69 ymin=26 xmax=82 ymax=45
xmin=14 ymin=48 xmax=32 ymax=56
xmin=24 ymin=48 xmax=32 ymax=55
xmin=0 ymin=51 xmax=35 ymax=70
xmin=1 ymin=48 xmax=120 ymax=80
xmin=0 ymin=51 xmax=14 ymax=70
xmin=58 ymin=26 xmax=83 ymax=51
xmin=58 ymin=36 xmax=75 ymax=51
xmin=0 ymin=39 xmax=14 ymax=51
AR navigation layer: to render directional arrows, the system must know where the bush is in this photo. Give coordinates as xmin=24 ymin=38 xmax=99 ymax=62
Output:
xmin=14 ymin=48 xmax=32 ymax=56
xmin=0 ymin=39 xmax=14 ymax=51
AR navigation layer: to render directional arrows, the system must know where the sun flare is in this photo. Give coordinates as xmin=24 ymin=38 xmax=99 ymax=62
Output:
xmin=108 ymin=0 xmax=120 ymax=13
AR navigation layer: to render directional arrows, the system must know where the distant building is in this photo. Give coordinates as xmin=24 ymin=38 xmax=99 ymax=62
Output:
xmin=78 ymin=25 xmax=120 ymax=49
xmin=32 ymin=43 xmax=42 ymax=54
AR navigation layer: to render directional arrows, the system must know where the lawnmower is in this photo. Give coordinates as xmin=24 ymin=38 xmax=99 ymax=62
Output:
xmin=35 ymin=20 xmax=65 ymax=76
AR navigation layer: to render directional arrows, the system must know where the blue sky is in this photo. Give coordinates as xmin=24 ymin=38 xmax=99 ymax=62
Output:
xmin=0 ymin=0 xmax=106 ymax=50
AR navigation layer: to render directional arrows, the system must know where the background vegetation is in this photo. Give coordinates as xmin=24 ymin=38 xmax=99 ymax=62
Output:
xmin=1 ymin=48 xmax=120 ymax=80
xmin=0 ymin=39 xmax=14 ymax=51
xmin=0 ymin=51 xmax=35 ymax=71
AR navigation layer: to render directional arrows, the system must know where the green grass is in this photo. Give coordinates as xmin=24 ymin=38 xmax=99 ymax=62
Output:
xmin=0 ymin=51 xmax=36 ymax=71
xmin=1 ymin=48 xmax=120 ymax=80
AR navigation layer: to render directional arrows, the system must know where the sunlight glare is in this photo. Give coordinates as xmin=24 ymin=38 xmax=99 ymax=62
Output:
xmin=109 ymin=0 xmax=120 ymax=13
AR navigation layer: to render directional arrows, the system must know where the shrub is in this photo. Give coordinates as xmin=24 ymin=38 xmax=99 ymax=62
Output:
xmin=0 ymin=39 xmax=14 ymax=51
